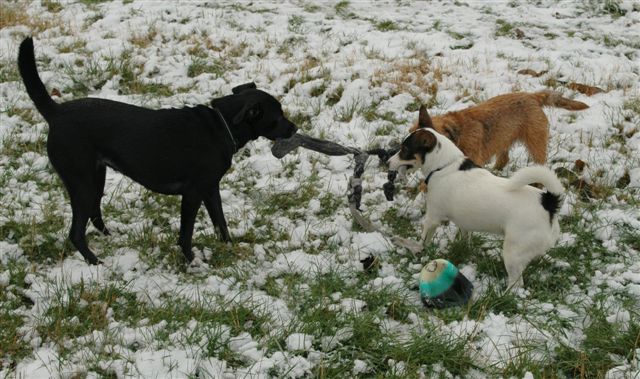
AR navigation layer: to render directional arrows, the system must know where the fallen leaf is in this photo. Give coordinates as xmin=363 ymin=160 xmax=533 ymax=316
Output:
xmin=567 ymin=82 xmax=604 ymax=96
xmin=517 ymin=69 xmax=548 ymax=77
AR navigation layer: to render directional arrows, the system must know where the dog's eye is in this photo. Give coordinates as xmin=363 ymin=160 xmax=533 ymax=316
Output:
xmin=248 ymin=108 xmax=261 ymax=118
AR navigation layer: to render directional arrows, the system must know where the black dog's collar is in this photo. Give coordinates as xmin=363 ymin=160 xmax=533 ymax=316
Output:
xmin=212 ymin=108 xmax=237 ymax=153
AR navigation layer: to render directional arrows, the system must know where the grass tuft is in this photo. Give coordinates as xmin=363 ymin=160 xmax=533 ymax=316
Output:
xmin=187 ymin=56 xmax=226 ymax=78
xmin=375 ymin=20 xmax=398 ymax=32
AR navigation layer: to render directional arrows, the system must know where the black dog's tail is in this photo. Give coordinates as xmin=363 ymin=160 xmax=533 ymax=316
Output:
xmin=18 ymin=37 xmax=57 ymax=118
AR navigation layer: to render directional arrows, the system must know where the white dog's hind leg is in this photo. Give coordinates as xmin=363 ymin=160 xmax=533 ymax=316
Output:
xmin=502 ymin=239 xmax=527 ymax=289
xmin=502 ymin=238 xmax=550 ymax=288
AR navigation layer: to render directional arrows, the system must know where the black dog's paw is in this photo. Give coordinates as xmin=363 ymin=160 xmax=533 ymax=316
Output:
xmin=86 ymin=257 xmax=102 ymax=265
xmin=93 ymin=227 xmax=111 ymax=236
xmin=182 ymin=249 xmax=195 ymax=263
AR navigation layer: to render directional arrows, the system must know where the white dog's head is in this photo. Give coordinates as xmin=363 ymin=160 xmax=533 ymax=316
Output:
xmin=387 ymin=128 xmax=438 ymax=171
xmin=387 ymin=105 xmax=463 ymax=173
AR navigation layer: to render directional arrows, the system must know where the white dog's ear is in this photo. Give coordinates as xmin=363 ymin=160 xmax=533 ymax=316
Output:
xmin=418 ymin=105 xmax=434 ymax=129
xmin=416 ymin=128 xmax=437 ymax=150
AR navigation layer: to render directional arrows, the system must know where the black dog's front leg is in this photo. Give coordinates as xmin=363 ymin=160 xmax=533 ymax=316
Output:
xmin=178 ymin=193 xmax=201 ymax=262
xmin=203 ymin=188 xmax=231 ymax=242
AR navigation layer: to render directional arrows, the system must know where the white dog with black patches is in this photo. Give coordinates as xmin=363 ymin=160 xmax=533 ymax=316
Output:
xmin=388 ymin=106 xmax=564 ymax=288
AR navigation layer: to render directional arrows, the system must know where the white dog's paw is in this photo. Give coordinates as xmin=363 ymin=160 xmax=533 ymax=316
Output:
xmin=509 ymin=286 xmax=529 ymax=298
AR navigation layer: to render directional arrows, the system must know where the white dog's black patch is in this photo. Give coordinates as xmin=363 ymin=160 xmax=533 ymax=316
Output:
xmin=540 ymin=191 xmax=561 ymax=223
xmin=459 ymin=158 xmax=479 ymax=171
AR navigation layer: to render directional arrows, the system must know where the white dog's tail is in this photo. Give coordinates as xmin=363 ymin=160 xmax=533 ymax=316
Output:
xmin=507 ymin=166 xmax=564 ymax=194
xmin=507 ymin=166 xmax=564 ymax=221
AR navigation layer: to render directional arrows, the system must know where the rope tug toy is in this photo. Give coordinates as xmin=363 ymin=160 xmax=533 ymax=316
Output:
xmin=272 ymin=133 xmax=422 ymax=254
xmin=272 ymin=133 xmax=474 ymax=308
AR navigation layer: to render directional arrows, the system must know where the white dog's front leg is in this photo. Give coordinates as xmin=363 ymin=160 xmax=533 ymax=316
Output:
xmin=420 ymin=217 xmax=440 ymax=243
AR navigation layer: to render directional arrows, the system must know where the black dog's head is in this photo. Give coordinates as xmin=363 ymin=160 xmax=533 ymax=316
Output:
xmin=212 ymin=82 xmax=297 ymax=141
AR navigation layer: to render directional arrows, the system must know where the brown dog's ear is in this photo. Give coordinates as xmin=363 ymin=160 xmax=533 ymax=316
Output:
xmin=232 ymin=82 xmax=257 ymax=94
xmin=418 ymin=105 xmax=434 ymax=129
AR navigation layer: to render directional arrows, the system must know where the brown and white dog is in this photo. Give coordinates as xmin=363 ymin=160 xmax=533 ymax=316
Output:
xmin=408 ymin=91 xmax=588 ymax=170
xmin=389 ymin=108 xmax=565 ymax=288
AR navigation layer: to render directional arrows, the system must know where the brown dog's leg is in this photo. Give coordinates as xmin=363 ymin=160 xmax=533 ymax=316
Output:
xmin=528 ymin=140 xmax=547 ymax=165
xmin=523 ymin=121 xmax=548 ymax=165
xmin=178 ymin=193 xmax=201 ymax=262
xmin=494 ymin=151 xmax=510 ymax=170
xmin=518 ymin=109 xmax=549 ymax=165
xmin=466 ymin=150 xmax=487 ymax=167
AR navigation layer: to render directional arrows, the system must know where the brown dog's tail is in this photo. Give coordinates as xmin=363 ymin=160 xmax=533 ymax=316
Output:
xmin=532 ymin=91 xmax=589 ymax=111
xmin=18 ymin=37 xmax=57 ymax=118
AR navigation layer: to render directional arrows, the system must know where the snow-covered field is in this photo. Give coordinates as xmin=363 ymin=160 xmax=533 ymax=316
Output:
xmin=1 ymin=1 xmax=639 ymax=378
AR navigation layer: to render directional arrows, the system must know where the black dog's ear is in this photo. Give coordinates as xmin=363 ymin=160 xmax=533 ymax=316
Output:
xmin=417 ymin=105 xmax=434 ymax=129
xmin=233 ymin=103 xmax=262 ymax=125
xmin=232 ymin=82 xmax=257 ymax=94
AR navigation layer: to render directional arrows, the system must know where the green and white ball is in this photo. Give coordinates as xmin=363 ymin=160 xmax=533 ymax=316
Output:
xmin=419 ymin=259 xmax=473 ymax=309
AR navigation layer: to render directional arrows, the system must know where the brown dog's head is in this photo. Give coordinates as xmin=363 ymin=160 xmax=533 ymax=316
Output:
xmin=212 ymin=82 xmax=297 ymax=142
xmin=388 ymin=106 xmax=439 ymax=170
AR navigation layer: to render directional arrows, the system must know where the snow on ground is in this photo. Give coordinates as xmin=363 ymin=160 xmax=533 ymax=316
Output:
xmin=0 ymin=0 xmax=639 ymax=378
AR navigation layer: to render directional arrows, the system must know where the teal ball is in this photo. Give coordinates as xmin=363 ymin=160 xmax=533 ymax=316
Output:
xmin=419 ymin=259 xmax=473 ymax=309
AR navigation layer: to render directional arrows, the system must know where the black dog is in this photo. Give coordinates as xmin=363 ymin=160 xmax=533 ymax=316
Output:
xmin=17 ymin=37 xmax=297 ymax=265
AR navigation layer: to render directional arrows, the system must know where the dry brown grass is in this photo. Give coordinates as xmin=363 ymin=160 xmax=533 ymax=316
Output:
xmin=185 ymin=34 xmax=228 ymax=56
xmin=129 ymin=26 xmax=158 ymax=48
xmin=0 ymin=2 xmax=56 ymax=33
xmin=371 ymin=55 xmax=440 ymax=99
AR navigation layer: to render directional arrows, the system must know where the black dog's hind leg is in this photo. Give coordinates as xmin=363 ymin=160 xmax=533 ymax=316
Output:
xmin=203 ymin=187 xmax=231 ymax=242
xmin=49 ymin=140 xmax=101 ymax=264
xmin=178 ymin=193 xmax=201 ymax=262
xmin=67 ymin=182 xmax=101 ymax=265
xmin=90 ymin=164 xmax=110 ymax=235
